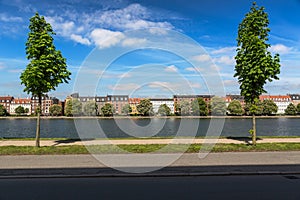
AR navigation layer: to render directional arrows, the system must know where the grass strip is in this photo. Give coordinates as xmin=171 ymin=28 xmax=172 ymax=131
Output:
xmin=2 ymin=143 xmax=300 ymax=155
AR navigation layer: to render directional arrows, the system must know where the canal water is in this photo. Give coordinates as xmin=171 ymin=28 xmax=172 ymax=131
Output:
xmin=0 ymin=118 xmax=299 ymax=138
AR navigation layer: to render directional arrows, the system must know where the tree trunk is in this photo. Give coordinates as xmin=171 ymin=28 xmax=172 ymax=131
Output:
xmin=252 ymin=114 xmax=256 ymax=145
xmin=35 ymin=94 xmax=42 ymax=147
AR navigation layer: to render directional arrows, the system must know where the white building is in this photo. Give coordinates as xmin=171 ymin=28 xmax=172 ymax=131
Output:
xmin=10 ymin=98 xmax=31 ymax=115
xmin=150 ymin=98 xmax=174 ymax=114
xmin=260 ymin=95 xmax=292 ymax=114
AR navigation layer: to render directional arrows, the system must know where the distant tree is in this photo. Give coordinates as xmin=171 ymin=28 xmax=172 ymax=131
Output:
xmin=136 ymin=99 xmax=153 ymax=116
xmin=227 ymin=100 xmax=244 ymax=116
xmin=15 ymin=106 xmax=25 ymax=115
xmin=20 ymin=13 xmax=71 ymax=147
xmin=285 ymin=103 xmax=297 ymax=115
xmin=191 ymin=98 xmax=208 ymax=116
xmin=157 ymin=104 xmax=171 ymax=116
xmin=179 ymin=100 xmax=191 ymax=116
xmin=101 ymin=103 xmax=114 ymax=116
xmin=49 ymin=104 xmax=62 ymax=116
xmin=0 ymin=105 xmax=7 ymax=116
xmin=234 ymin=3 xmax=280 ymax=145
xmin=121 ymin=104 xmax=132 ymax=115
xmin=83 ymin=101 xmax=97 ymax=116
xmin=244 ymin=101 xmax=263 ymax=116
xmin=24 ymin=108 xmax=29 ymax=114
xmin=262 ymin=99 xmax=278 ymax=115
xmin=296 ymin=103 xmax=300 ymax=115
xmin=65 ymin=99 xmax=82 ymax=116
xmin=210 ymin=96 xmax=227 ymax=116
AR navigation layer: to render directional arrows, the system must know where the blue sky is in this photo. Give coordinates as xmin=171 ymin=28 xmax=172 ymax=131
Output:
xmin=0 ymin=0 xmax=300 ymax=99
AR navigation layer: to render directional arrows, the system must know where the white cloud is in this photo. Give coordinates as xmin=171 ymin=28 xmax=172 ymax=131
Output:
xmin=269 ymin=44 xmax=292 ymax=55
xmin=190 ymin=83 xmax=201 ymax=89
xmin=118 ymin=73 xmax=132 ymax=78
xmin=0 ymin=13 xmax=23 ymax=22
xmin=122 ymin=37 xmax=147 ymax=47
xmin=164 ymin=65 xmax=178 ymax=72
xmin=90 ymin=28 xmax=125 ymax=49
xmin=223 ymin=80 xmax=238 ymax=86
xmin=185 ymin=67 xmax=204 ymax=72
xmin=70 ymin=34 xmax=91 ymax=45
xmin=211 ymin=47 xmax=236 ymax=55
xmin=108 ymin=83 xmax=139 ymax=91
xmin=8 ymin=69 xmax=22 ymax=73
xmin=214 ymin=56 xmax=235 ymax=66
xmin=192 ymin=54 xmax=211 ymax=62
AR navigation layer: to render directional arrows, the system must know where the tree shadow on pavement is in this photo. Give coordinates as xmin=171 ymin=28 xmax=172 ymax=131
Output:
xmin=226 ymin=136 xmax=262 ymax=145
xmin=53 ymin=138 xmax=95 ymax=146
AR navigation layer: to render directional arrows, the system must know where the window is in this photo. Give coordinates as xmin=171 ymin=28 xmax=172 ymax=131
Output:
xmin=116 ymin=97 xmax=119 ymax=101
xmin=112 ymin=97 xmax=114 ymax=101
xmin=120 ymin=97 xmax=123 ymax=101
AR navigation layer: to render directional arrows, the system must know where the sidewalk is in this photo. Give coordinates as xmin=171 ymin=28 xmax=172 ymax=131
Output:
xmin=1 ymin=152 xmax=300 ymax=177
xmin=1 ymin=137 xmax=300 ymax=146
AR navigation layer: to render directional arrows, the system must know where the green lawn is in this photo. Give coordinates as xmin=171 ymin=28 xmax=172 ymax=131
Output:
xmin=1 ymin=143 xmax=300 ymax=155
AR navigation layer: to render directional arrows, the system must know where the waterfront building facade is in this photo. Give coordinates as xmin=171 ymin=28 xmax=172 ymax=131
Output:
xmin=10 ymin=98 xmax=31 ymax=115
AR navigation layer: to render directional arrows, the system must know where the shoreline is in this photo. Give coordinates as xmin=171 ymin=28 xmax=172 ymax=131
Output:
xmin=1 ymin=115 xmax=300 ymax=119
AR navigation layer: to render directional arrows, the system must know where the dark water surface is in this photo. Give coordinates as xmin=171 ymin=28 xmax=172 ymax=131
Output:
xmin=0 ymin=118 xmax=299 ymax=138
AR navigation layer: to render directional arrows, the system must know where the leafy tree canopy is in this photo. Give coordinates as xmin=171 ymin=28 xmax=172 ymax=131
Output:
xmin=83 ymin=101 xmax=97 ymax=116
xmin=0 ymin=105 xmax=7 ymax=116
xmin=227 ymin=100 xmax=244 ymax=116
xmin=234 ymin=2 xmax=280 ymax=104
xmin=136 ymin=99 xmax=153 ymax=116
xmin=121 ymin=104 xmax=132 ymax=115
xmin=191 ymin=98 xmax=208 ymax=116
xmin=65 ymin=99 xmax=82 ymax=116
xmin=210 ymin=96 xmax=227 ymax=116
xmin=262 ymin=99 xmax=278 ymax=115
xmin=15 ymin=106 xmax=25 ymax=115
xmin=101 ymin=103 xmax=114 ymax=116
xmin=49 ymin=104 xmax=62 ymax=116
xmin=157 ymin=104 xmax=171 ymax=116
xmin=285 ymin=103 xmax=297 ymax=115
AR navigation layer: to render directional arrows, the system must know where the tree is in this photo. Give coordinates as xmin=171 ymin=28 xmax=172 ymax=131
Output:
xmin=65 ymin=99 xmax=82 ymax=116
xmin=244 ymin=101 xmax=263 ymax=116
xmin=191 ymin=98 xmax=208 ymax=116
xmin=136 ymin=99 xmax=153 ymax=116
xmin=210 ymin=96 xmax=227 ymax=116
xmin=262 ymin=99 xmax=278 ymax=115
xmin=83 ymin=101 xmax=97 ymax=116
xmin=101 ymin=103 xmax=114 ymax=116
xmin=20 ymin=13 xmax=71 ymax=147
xmin=285 ymin=103 xmax=297 ymax=115
xmin=49 ymin=104 xmax=62 ymax=116
xmin=0 ymin=105 xmax=7 ymax=116
xmin=157 ymin=104 xmax=171 ymax=116
xmin=227 ymin=100 xmax=244 ymax=116
xmin=121 ymin=104 xmax=132 ymax=115
xmin=24 ymin=108 xmax=29 ymax=114
xmin=178 ymin=100 xmax=190 ymax=116
xmin=234 ymin=3 xmax=280 ymax=145
xmin=15 ymin=106 xmax=25 ymax=115
xmin=297 ymin=103 xmax=300 ymax=115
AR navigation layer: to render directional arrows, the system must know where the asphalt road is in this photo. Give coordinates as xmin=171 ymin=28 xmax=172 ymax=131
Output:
xmin=0 ymin=175 xmax=300 ymax=200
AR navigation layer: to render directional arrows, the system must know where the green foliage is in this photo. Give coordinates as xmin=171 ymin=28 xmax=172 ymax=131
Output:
xmin=49 ymin=104 xmax=62 ymax=116
xmin=227 ymin=100 xmax=244 ymax=116
xmin=262 ymin=99 xmax=278 ymax=115
xmin=0 ymin=105 xmax=7 ymax=116
xmin=136 ymin=99 xmax=153 ymax=116
xmin=65 ymin=99 xmax=82 ymax=116
xmin=83 ymin=101 xmax=97 ymax=116
xmin=121 ymin=104 xmax=132 ymax=115
xmin=210 ymin=96 xmax=227 ymax=116
xmin=297 ymin=103 xmax=300 ymax=114
xmin=101 ymin=103 xmax=114 ymax=116
xmin=157 ymin=104 xmax=171 ymax=116
xmin=191 ymin=98 xmax=208 ymax=116
xmin=234 ymin=3 xmax=280 ymax=104
xmin=15 ymin=106 xmax=25 ymax=115
xmin=244 ymin=100 xmax=263 ymax=116
xmin=20 ymin=13 xmax=71 ymax=97
xmin=285 ymin=103 xmax=297 ymax=115
xmin=178 ymin=100 xmax=191 ymax=116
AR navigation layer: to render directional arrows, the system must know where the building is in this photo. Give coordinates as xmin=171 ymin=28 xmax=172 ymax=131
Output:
xmin=288 ymin=94 xmax=300 ymax=105
xmin=10 ymin=98 xmax=31 ymax=115
xmin=129 ymin=98 xmax=142 ymax=115
xmin=0 ymin=96 xmax=14 ymax=114
xmin=150 ymin=98 xmax=174 ymax=114
xmin=31 ymin=95 xmax=53 ymax=115
xmin=106 ymin=95 xmax=129 ymax=114
xmin=259 ymin=95 xmax=292 ymax=114
xmin=225 ymin=95 xmax=245 ymax=107
xmin=173 ymin=94 xmax=214 ymax=113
